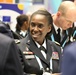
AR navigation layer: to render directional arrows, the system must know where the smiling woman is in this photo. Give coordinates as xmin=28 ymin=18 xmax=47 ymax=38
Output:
xmin=30 ymin=14 xmax=51 ymax=45
xmin=18 ymin=9 xmax=61 ymax=75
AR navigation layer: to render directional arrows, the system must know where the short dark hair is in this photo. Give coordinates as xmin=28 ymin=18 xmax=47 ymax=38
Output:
xmin=30 ymin=10 xmax=53 ymax=26
xmin=16 ymin=14 xmax=28 ymax=32
xmin=29 ymin=10 xmax=53 ymax=38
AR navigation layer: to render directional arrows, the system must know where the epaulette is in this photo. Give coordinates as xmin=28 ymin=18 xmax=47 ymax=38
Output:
xmin=14 ymin=39 xmax=20 ymax=44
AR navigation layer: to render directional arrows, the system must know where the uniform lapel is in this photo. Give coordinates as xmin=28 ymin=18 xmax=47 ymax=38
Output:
xmin=26 ymin=35 xmax=49 ymax=65
xmin=51 ymin=29 xmax=58 ymax=42
xmin=61 ymin=30 xmax=69 ymax=47
xmin=46 ymin=40 xmax=52 ymax=64
xmin=52 ymin=29 xmax=69 ymax=47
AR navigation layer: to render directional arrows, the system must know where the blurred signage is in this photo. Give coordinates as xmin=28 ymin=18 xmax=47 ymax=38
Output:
xmin=0 ymin=0 xmax=13 ymax=3
xmin=0 ymin=3 xmax=24 ymax=31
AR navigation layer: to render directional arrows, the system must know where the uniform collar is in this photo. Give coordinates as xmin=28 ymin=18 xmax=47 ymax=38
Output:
xmin=20 ymin=30 xmax=27 ymax=36
xmin=35 ymin=39 xmax=46 ymax=49
xmin=53 ymin=23 xmax=62 ymax=34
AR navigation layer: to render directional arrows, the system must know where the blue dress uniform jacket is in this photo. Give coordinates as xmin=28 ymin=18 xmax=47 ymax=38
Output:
xmin=18 ymin=33 xmax=61 ymax=75
xmin=0 ymin=33 xmax=23 ymax=75
xmin=62 ymin=41 xmax=76 ymax=75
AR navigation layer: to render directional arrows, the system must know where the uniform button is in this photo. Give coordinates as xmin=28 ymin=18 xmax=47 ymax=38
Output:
xmin=46 ymin=67 xmax=49 ymax=71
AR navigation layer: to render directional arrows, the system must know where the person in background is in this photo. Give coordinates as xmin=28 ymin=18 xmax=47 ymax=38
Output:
xmin=0 ymin=20 xmax=29 ymax=75
xmin=71 ymin=26 xmax=76 ymax=41
xmin=18 ymin=10 xmax=61 ymax=75
xmin=0 ymin=21 xmax=14 ymax=38
xmin=69 ymin=0 xmax=76 ymax=41
xmin=67 ymin=24 xmax=76 ymax=42
xmin=48 ymin=1 xmax=76 ymax=48
xmin=61 ymin=41 xmax=76 ymax=75
xmin=26 ymin=11 xmax=32 ymax=22
xmin=0 ymin=33 xmax=23 ymax=75
xmin=15 ymin=14 xmax=29 ymax=39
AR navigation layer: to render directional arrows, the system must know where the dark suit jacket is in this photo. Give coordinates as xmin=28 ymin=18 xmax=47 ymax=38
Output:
xmin=48 ymin=26 xmax=70 ymax=48
xmin=18 ymin=33 xmax=61 ymax=75
xmin=62 ymin=41 xmax=76 ymax=75
xmin=0 ymin=22 xmax=14 ymax=38
xmin=71 ymin=27 xmax=76 ymax=40
xmin=0 ymin=33 xmax=23 ymax=75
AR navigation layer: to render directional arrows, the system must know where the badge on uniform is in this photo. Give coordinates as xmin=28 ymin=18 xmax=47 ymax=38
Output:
xmin=52 ymin=52 xmax=59 ymax=60
xmin=25 ymin=55 xmax=35 ymax=59
xmin=25 ymin=46 xmax=29 ymax=51
xmin=23 ymin=51 xmax=33 ymax=55
xmin=23 ymin=51 xmax=35 ymax=59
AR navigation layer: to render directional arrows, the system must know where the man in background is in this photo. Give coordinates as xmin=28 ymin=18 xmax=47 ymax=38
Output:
xmin=48 ymin=1 xmax=76 ymax=48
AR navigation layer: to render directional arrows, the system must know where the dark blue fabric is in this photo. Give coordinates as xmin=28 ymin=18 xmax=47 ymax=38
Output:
xmin=0 ymin=22 xmax=13 ymax=38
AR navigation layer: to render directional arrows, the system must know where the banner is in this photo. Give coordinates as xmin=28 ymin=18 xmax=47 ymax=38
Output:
xmin=0 ymin=3 xmax=24 ymax=31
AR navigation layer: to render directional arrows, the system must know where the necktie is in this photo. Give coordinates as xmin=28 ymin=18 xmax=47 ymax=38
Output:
xmin=40 ymin=46 xmax=47 ymax=59
xmin=40 ymin=46 xmax=47 ymax=53
xmin=57 ymin=28 xmax=61 ymax=43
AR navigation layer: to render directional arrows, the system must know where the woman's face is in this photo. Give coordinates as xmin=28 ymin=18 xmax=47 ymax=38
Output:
xmin=30 ymin=14 xmax=51 ymax=45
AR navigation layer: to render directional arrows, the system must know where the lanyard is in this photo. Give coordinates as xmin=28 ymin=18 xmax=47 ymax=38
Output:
xmin=35 ymin=55 xmax=52 ymax=72
xmin=51 ymin=34 xmax=55 ymax=42
xmin=62 ymin=36 xmax=69 ymax=48
xmin=51 ymin=31 xmax=68 ymax=48
xmin=73 ymin=30 xmax=76 ymax=37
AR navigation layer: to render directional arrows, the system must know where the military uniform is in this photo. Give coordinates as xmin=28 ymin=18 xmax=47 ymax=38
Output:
xmin=18 ymin=34 xmax=61 ymax=75
xmin=70 ymin=27 xmax=76 ymax=42
xmin=48 ymin=26 xmax=70 ymax=48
